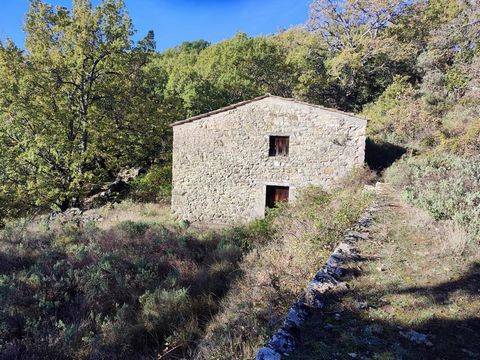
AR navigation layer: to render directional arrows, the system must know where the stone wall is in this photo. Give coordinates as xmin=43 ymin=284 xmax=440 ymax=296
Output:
xmin=256 ymin=184 xmax=381 ymax=359
xmin=172 ymin=96 xmax=367 ymax=224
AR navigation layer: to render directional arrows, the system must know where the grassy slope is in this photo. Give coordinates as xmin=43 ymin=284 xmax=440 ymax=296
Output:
xmin=290 ymin=186 xmax=480 ymax=360
xmin=0 ymin=202 xmax=255 ymax=359
xmin=0 ymin=173 xmax=376 ymax=360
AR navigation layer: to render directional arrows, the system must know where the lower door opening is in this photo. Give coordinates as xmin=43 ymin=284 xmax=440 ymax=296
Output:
xmin=265 ymin=185 xmax=290 ymax=209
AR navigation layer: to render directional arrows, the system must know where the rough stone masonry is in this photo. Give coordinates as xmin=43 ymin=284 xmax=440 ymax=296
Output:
xmin=171 ymin=95 xmax=367 ymax=224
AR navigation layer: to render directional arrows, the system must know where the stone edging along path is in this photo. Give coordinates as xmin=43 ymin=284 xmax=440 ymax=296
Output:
xmin=256 ymin=183 xmax=383 ymax=360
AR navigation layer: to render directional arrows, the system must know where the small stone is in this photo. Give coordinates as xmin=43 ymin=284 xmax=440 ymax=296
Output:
xmin=256 ymin=347 xmax=281 ymax=360
xmin=347 ymin=231 xmax=368 ymax=240
xmin=399 ymin=329 xmax=432 ymax=346
xmin=334 ymin=313 xmax=341 ymax=321
xmin=284 ymin=302 xmax=307 ymax=329
xmin=269 ymin=328 xmax=296 ymax=354
xmin=355 ymin=300 xmax=368 ymax=309
xmin=348 ymin=352 xmax=358 ymax=358
xmin=324 ymin=323 xmax=334 ymax=331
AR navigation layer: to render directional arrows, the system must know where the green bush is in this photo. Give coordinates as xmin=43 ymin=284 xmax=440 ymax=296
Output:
xmin=130 ymin=164 xmax=172 ymax=202
xmin=118 ymin=220 xmax=152 ymax=238
xmin=385 ymin=153 xmax=480 ymax=242
xmin=140 ymin=288 xmax=190 ymax=332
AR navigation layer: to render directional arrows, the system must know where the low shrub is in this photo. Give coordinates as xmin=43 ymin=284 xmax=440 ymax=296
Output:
xmin=363 ymin=76 xmax=440 ymax=150
xmin=117 ymin=220 xmax=152 ymax=238
xmin=385 ymin=153 xmax=480 ymax=244
xmin=140 ymin=288 xmax=190 ymax=333
xmin=0 ymin=209 xmax=251 ymax=359
xmin=440 ymin=221 xmax=469 ymax=256
xmin=0 ymin=171 xmax=375 ymax=359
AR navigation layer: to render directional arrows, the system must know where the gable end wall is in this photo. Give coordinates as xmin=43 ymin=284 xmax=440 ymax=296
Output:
xmin=172 ymin=97 xmax=366 ymax=224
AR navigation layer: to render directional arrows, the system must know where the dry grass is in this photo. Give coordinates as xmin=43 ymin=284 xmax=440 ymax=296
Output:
xmin=83 ymin=201 xmax=173 ymax=230
xmin=439 ymin=221 xmax=470 ymax=256
xmin=196 ymin=184 xmax=374 ymax=360
xmin=290 ymin=188 xmax=480 ymax=360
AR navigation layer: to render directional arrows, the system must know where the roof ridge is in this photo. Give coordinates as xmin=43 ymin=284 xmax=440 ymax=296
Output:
xmin=170 ymin=94 xmax=365 ymax=127
xmin=266 ymin=95 xmax=365 ymax=120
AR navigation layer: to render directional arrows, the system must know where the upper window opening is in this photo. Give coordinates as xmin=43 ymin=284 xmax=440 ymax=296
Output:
xmin=269 ymin=136 xmax=289 ymax=157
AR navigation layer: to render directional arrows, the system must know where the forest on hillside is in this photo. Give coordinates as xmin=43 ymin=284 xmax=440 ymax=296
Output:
xmin=0 ymin=0 xmax=478 ymax=224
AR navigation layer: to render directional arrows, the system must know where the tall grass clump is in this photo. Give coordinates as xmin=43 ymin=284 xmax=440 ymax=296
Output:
xmin=385 ymin=153 xmax=480 ymax=248
xmin=196 ymin=174 xmax=375 ymax=359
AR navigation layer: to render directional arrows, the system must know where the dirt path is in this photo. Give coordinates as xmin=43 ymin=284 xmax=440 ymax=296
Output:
xmin=290 ymin=186 xmax=480 ymax=360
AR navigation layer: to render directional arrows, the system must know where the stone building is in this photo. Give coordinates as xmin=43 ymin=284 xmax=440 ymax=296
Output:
xmin=171 ymin=95 xmax=366 ymax=224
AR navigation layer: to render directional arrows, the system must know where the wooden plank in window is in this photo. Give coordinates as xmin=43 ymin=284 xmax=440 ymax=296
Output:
xmin=266 ymin=185 xmax=289 ymax=209
xmin=269 ymin=136 xmax=289 ymax=157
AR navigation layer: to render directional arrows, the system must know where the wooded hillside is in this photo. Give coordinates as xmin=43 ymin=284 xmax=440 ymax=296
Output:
xmin=1 ymin=1 xmax=480 ymax=359
xmin=1 ymin=0 xmax=478 ymax=225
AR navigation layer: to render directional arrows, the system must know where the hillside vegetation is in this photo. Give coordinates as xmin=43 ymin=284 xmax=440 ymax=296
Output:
xmin=197 ymin=172 xmax=375 ymax=359
xmin=0 ymin=174 xmax=374 ymax=359
xmin=291 ymin=187 xmax=480 ymax=360
xmin=0 ymin=202 xmax=261 ymax=358
xmin=1 ymin=0 xmax=478 ymax=225
xmin=1 ymin=0 xmax=480 ymax=359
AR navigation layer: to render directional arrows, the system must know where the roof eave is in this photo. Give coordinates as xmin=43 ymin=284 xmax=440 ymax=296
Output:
xmin=170 ymin=94 xmax=271 ymax=127
xmin=170 ymin=94 xmax=367 ymax=127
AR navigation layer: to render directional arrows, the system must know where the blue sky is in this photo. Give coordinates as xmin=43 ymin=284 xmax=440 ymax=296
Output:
xmin=0 ymin=0 xmax=311 ymax=51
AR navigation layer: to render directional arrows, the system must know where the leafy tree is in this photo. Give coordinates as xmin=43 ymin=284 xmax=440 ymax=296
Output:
xmin=0 ymin=0 xmax=169 ymax=218
xmin=154 ymin=33 xmax=294 ymax=119
xmin=363 ymin=76 xmax=438 ymax=148
xmin=271 ymin=27 xmax=331 ymax=105
xmin=195 ymin=33 xmax=293 ymax=104
xmin=361 ymin=0 xmax=480 ymax=154
xmin=308 ymin=0 xmax=413 ymax=110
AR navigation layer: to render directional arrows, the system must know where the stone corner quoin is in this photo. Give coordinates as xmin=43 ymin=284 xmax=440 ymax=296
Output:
xmin=171 ymin=95 xmax=367 ymax=224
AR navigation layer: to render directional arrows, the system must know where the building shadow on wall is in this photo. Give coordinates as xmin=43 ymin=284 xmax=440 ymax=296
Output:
xmin=365 ymin=138 xmax=406 ymax=172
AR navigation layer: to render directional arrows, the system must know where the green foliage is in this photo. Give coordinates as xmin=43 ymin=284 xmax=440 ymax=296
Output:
xmin=363 ymin=0 xmax=480 ymax=153
xmin=445 ymin=67 xmax=469 ymax=94
xmin=140 ymin=288 xmax=190 ymax=332
xmin=130 ymin=163 xmax=172 ymax=202
xmin=117 ymin=220 xmax=152 ymax=238
xmin=271 ymin=28 xmax=329 ymax=103
xmin=308 ymin=0 xmax=415 ymax=111
xmin=385 ymin=153 xmax=480 ymax=242
xmin=1 ymin=0 xmax=479 ymax=357
xmin=0 ymin=0 xmax=479 ymax=225
xmin=363 ymin=76 xmax=412 ymax=133
xmin=362 ymin=76 xmax=438 ymax=149
xmin=153 ymin=32 xmax=295 ymax=120
xmin=0 ymin=0 xmax=172 ymax=219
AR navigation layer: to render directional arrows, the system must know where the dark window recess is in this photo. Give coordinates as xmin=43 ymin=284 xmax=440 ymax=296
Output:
xmin=266 ymin=185 xmax=289 ymax=209
xmin=269 ymin=136 xmax=289 ymax=157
